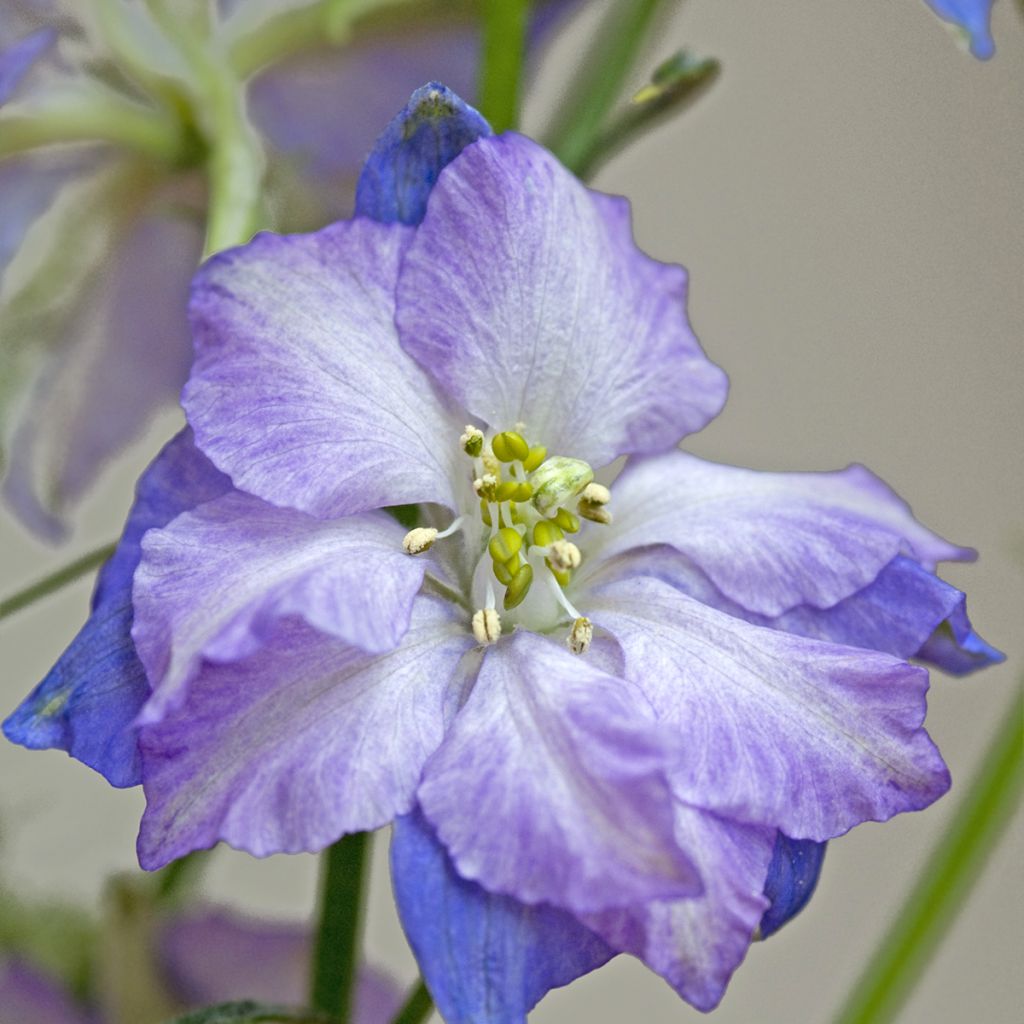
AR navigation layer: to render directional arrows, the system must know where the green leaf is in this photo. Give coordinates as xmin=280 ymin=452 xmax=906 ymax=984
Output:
xmin=163 ymin=1002 xmax=331 ymax=1024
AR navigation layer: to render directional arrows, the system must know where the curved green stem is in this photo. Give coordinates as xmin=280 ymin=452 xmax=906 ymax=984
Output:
xmin=545 ymin=0 xmax=671 ymax=175
xmin=477 ymin=0 xmax=531 ymax=133
xmin=389 ymin=979 xmax=433 ymax=1024
xmin=0 ymin=542 xmax=116 ymax=620
xmin=310 ymin=832 xmax=371 ymax=1023
xmin=0 ymin=96 xmax=186 ymax=164
xmin=833 ymin=685 xmax=1023 ymax=1024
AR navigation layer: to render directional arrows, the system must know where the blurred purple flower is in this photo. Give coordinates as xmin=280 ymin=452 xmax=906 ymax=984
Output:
xmin=0 ymin=904 xmax=400 ymax=1023
xmin=5 ymin=86 xmax=1001 ymax=1018
xmin=0 ymin=1 xmax=576 ymax=539
xmin=923 ymin=0 xmax=996 ymax=58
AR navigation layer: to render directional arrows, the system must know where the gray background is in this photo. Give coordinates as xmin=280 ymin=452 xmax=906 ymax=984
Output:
xmin=1 ymin=1 xmax=1021 ymax=1021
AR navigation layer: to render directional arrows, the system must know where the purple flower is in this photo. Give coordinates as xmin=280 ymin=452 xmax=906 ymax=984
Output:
xmin=923 ymin=0 xmax=996 ymax=58
xmin=0 ymin=903 xmax=400 ymax=1023
xmin=5 ymin=86 xmax=1000 ymax=1017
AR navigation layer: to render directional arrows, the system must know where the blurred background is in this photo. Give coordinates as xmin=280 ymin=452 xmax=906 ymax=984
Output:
xmin=2 ymin=1 xmax=1022 ymax=1021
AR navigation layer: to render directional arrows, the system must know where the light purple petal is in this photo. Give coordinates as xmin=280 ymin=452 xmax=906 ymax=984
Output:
xmin=132 ymin=492 xmax=427 ymax=725
xmin=591 ymin=576 xmax=950 ymax=840
xmin=396 ymin=133 xmax=727 ymax=466
xmin=158 ymin=906 xmax=402 ymax=1023
xmin=586 ymin=804 xmax=775 ymax=1013
xmin=592 ymin=451 xmax=973 ymax=617
xmin=0 ymin=959 xmax=91 ymax=1024
xmin=185 ymin=218 xmax=461 ymax=518
xmin=0 ymin=28 xmax=55 ymax=105
xmin=138 ymin=597 xmax=473 ymax=867
xmin=417 ymin=630 xmax=701 ymax=915
xmin=924 ymin=0 xmax=995 ymax=59
xmin=3 ymin=211 xmax=199 ymax=539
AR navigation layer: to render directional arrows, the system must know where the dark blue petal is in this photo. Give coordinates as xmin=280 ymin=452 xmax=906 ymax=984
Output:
xmin=3 ymin=429 xmax=229 ymax=786
xmin=0 ymin=28 xmax=55 ymax=105
xmin=390 ymin=808 xmax=613 ymax=1024
xmin=759 ymin=833 xmax=827 ymax=940
xmin=916 ymin=599 xmax=1005 ymax=676
xmin=924 ymin=0 xmax=995 ymax=59
xmin=354 ymin=82 xmax=491 ymax=227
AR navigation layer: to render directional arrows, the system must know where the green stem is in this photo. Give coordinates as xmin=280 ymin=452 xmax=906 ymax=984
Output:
xmin=0 ymin=97 xmax=186 ymax=164
xmin=545 ymin=0 xmax=670 ymax=174
xmin=477 ymin=0 xmax=531 ymax=133
xmin=0 ymin=542 xmax=116 ymax=620
xmin=389 ymin=979 xmax=433 ymax=1024
xmin=310 ymin=832 xmax=371 ymax=1023
xmin=152 ymin=850 xmax=207 ymax=903
xmin=833 ymin=685 xmax=1023 ymax=1024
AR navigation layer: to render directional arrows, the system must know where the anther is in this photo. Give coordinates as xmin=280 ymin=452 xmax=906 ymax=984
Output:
xmin=472 ymin=608 xmax=502 ymax=645
xmin=403 ymin=527 xmax=438 ymax=554
xmin=531 ymin=519 xmax=564 ymax=548
xmin=492 ymin=431 xmax=530 ymax=463
xmin=503 ymin=563 xmax=534 ymax=609
xmin=567 ymin=617 xmax=593 ymax=655
xmin=522 ymin=445 xmax=547 ymax=472
xmin=547 ymin=540 xmax=582 ymax=572
xmin=460 ymin=425 xmax=484 ymax=457
xmin=578 ymin=482 xmax=613 ymax=525
xmin=488 ymin=527 xmax=523 ymax=564
xmin=554 ymin=508 xmax=581 ymax=533
xmin=473 ymin=474 xmax=499 ymax=501
xmin=581 ymin=483 xmax=610 ymax=506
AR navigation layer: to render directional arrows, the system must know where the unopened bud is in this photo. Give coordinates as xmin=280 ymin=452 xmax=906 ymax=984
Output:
xmin=529 ymin=457 xmax=594 ymax=517
xmin=403 ymin=527 xmax=438 ymax=554
xmin=472 ymin=608 xmax=502 ymax=645
xmin=567 ymin=617 xmax=593 ymax=655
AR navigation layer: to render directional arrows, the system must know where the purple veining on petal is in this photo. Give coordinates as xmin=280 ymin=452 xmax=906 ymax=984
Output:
xmin=184 ymin=218 xmax=461 ymax=518
xmin=592 ymin=576 xmax=951 ymax=841
xmin=396 ymin=133 xmax=727 ymax=467
xmin=138 ymin=597 xmax=473 ymax=867
xmin=590 ymin=451 xmax=973 ymax=617
xmin=417 ymin=630 xmax=702 ymax=914
xmin=132 ymin=493 xmax=428 ymax=725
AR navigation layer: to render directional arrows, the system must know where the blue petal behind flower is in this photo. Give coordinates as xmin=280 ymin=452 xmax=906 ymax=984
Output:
xmin=354 ymin=82 xmax=491 ymax=226
xmin=924 ymin=0 xmax=995 ymax=58
xmin=0 ymin=27 xmax=55 ymax=105
xmin=391 ymin=809 xmax=614 ymax=1024
xmin=759 ymin=834 xmax=827 ymax=939
xmin=3 ymin=430 xmax=229 ymax=787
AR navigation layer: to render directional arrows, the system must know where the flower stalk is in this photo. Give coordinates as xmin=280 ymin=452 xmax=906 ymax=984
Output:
xmin=477 ymin=0 xmax=532 ymax=133
xmin=834 ymin=684 xmax=1023 ymax=1024
xmin=310 ymin=832 xmax=371 ymax=1023
xmin=389 ymin=979 xmax=434 ymax=1024
xmin=0 ymin=542 xmax=117 ymax=621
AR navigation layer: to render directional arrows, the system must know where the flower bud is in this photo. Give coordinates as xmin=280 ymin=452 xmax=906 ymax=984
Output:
xmin=529 ymin=457 xmax=594 ymax=517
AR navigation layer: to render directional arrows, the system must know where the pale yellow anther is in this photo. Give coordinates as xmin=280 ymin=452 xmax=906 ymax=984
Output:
xmin=472 ymin=608 xmax=502 ymax=645
xmin=460 ymin=425 xmax=484 ymax=457
xmin=482 ymin=451 xmax=501 ymax=477
xmin=547 ymin=539 xmax=582 ymax=572
xmin=402 ymin=527 xmax=438 ymax=555
xmin=581 ymin=482 xmax=611 ymax=506
xmin=473 ymin=473 xmax=499 ymax=501
xmin=578 ymin=500 xmax=613 ymax=525
xmin=567 ymin=617 xmax=593 ymax=655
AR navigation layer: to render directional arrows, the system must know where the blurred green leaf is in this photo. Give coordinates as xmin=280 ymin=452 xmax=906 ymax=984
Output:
xmin=163 ymin=1001 xmax=331 ymax=1024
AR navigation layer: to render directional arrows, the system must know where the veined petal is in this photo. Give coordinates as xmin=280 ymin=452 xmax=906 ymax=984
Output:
xmin=158 ymin=906 xmax=403 ymax=1023
xmin=355 ymin=82 xmax=491 ymax=226
xmin=391 ymin=808 xmax=613 ymax=1024
xmin=132 ymin=492 xmax=426 ymax=725
xmin=396 ymin=133 xmax=727 ymax=467
xmin=138 ymin=598 xmax=473 ymax=867
xmin=3 ymin=430 xmax=229 ymax=787
xmin=592 ymin=577 xmax=950 ymax=840
xmin=184 ymin=218 xmax=461 ymax=518
xmin=586 ymin=804 xmax=775 ymax=1013
xmin=417 ymin=630 xmax=701 ymax=915
xmin=594 ymin=451 xmax=973 ymax=617
xmin=585 ymin=549 xmax=1001 ymax=673
xmin=758 ymin=834 xmax=827 ymax=940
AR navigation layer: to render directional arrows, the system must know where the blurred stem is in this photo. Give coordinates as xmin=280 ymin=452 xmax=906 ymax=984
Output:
xmin=833 ymin=685 xmax=1023 ymax=1024
xmin=477 ymin=0 xmax=531 ymax=132
xmin=228 ymin=0 xmax=406 ymax=79
xmin=311 ymin=832 xmax=371 ymax=1023
xmin=0 ymin=542 xmax=116 ymax=620
xmin=152 ymin=850 xmax=207 ymax=903
xmin=389 ymin=979 xmax=433 ymax=1024
xmin=0 ymin=97 xmax=186 ymax=164
xmin=545 ymin=0 xmax=670 ymax=175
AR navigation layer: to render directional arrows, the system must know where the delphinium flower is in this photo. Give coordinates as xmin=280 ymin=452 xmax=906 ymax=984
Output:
xmin=922 ymin=0 xmax=996 ymax=58
xmin=4 ymin=84 xmax=1001 ymax=1019
xmin=0 ymin=0 xmax=573 ymax=539
xmin=0 ymin=902 xmax=400 ymax=1023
